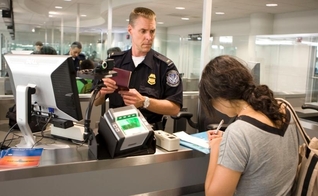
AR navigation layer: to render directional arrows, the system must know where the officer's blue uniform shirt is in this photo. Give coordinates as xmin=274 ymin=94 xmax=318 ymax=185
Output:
xmin=65 ymin=52 xmax=86 ymax=71
xmin=107 ymin=48 xmax=183 ymax=124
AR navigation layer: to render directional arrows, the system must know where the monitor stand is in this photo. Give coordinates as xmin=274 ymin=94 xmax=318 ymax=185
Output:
xmin=15 ymin=85 xmax=69 ymax=149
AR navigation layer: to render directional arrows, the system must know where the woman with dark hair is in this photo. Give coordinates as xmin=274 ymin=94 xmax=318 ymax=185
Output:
xmin=201 ymin=55 xmax=299 ymax=196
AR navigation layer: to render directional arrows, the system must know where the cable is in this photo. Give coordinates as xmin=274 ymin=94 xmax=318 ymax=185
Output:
xmin=0 ymin=123 xmax=17 ymax=150
xmin=4 ymin=133 xmax=21 ymax=148
xmin=83 ymin=83 xmax=105 ymax=143
xmin=32 ymin=115 xmax=56 ymax=148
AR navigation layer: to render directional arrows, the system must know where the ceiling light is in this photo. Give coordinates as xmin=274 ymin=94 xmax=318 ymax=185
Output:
xmin=181 ymin=17 xmax=189 ymax=20
xmin=215 ymin=12 xmax=225 ymax=15
xmin=126 ymin=19 xmax=129 ymax=22
xmin=157 ymin=22 xmax=164 ymax=24
xmin=55 ymin=6 xmax=62 ymax=9
xmin=266 ymin=4 xmax=278 ymax=7
xmin=64 ymin=0 xmax=71 ymax=1
xmin=32 ymin=28 xmax=35 ymax=32
xmin=49 ymin=11 xmax=59 ymax=15
xmin=175 ymin=7 xmax=185 ymax=10
xmin=81 ymin=14 xmax=87 ymax=17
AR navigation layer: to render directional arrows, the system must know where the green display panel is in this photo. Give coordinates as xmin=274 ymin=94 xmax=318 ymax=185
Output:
xmin=116 ymin=113 xmax=147 ymax=135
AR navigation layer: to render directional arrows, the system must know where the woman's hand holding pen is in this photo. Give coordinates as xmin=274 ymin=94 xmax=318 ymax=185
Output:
xmin=207 ymin=120 xmax=224 ymax=148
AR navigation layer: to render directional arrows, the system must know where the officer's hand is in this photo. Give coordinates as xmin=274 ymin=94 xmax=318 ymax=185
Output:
xmin=118 ymin=89 xmax=144 ymax=108
xmin=99 ymin=78 xmax=118 ymax=95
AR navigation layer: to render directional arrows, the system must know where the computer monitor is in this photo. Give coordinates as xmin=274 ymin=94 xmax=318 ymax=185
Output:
xmin=4 ymin=54 xmax=83 ymax=148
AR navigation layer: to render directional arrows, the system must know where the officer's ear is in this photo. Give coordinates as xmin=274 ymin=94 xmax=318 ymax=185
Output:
xmin=127 ymin=24 xmax=133 ymax=35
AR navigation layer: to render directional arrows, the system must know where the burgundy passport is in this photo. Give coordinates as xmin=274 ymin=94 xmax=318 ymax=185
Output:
xmin=112 ymin=67 xmax=132 ymax=91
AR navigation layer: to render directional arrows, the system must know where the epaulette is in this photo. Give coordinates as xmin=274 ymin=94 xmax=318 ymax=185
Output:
xmin=154 ymin=53 xmax=174 ymax=66
xmin=109 ymin=51 xmax=125 ymax=58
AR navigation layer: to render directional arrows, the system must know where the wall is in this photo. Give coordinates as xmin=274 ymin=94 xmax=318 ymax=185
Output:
xmin=166 ymin=9 xmax=318 ymax=94
xmin=167 ymin=9 xmax=318 ymax=37
xmin=273 ymin=9 xmax=318 ymax=34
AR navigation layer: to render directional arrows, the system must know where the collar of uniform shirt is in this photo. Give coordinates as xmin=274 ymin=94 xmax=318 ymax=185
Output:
xmin=121 ymin=48 xmax=155 ymax=70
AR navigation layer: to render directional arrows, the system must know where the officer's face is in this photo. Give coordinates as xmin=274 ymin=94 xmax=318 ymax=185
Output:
xmin=70 ymin=47 xmax=81 ymax=58
xmin=128 ymin=16 xmax=156 ymax=56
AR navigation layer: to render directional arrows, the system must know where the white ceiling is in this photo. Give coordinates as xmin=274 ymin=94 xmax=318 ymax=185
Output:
xmin=4 ymin=0 xmax=318 ymax=35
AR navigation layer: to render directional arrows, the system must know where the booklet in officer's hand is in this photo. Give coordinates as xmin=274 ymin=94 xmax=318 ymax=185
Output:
xmin=112 ymin=68 xmax=132 ymax=91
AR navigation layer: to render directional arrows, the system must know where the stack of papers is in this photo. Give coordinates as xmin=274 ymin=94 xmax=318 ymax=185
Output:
xmin=174 ymin=131 xmax=210 ymax=154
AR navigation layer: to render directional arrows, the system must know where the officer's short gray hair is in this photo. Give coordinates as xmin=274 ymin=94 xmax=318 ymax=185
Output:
xmin=129 ymin=7 xmax=156 ymax=27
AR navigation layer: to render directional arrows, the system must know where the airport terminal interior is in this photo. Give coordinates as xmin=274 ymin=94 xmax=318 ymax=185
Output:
xmin=1 ymin=0 xmax=318 ymax=195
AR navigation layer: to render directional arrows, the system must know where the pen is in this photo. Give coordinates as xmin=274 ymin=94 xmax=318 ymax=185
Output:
xmin=214 ymin=119 xmax=224 ymax=134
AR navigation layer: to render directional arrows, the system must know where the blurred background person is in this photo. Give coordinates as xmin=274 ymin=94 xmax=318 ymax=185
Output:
xmin=79 ymin=59 xmax=95 ymax=70
xmin=107 ymin=47 xmax=122 ymax=57
xmin=32 ymin=45 xmax=57 ymax=55
xmin=65 ymin=41 xmax=86 ymax=71
xmin=31 ymin=41 xmax=43 ymax=54
xmin=77 ymin=59 xmax=95 ymax=94
xmin=87 ymin=50 xmax=101 ymax=63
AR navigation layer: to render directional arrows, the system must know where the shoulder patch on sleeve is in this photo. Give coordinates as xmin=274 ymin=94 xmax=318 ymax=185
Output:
xmin=166 ymin=70 xmax=180 ymax=87
xmin=154 ymin=53 xmax=174 ymax=66
xmin=109 ymin=51 xmax=125 ymax=58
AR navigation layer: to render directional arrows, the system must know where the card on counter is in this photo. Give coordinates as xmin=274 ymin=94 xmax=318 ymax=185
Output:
xmin=0 ymin=148 xmax=43 ymax=169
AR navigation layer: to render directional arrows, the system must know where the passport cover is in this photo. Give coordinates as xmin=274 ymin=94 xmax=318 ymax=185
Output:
xmin=113 ymin=67 xmax=132 ymax=91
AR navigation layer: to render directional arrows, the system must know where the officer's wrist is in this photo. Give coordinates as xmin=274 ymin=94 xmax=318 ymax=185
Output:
xmin=142 ymin=96 xmax=150 ymax=108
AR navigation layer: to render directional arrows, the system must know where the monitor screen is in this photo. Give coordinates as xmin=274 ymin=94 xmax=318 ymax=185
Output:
xmin=5 ymin=54 xmax=82 ymax=121
xmin=116 ymin=113 xmax=148 ymax=136
xmin=4 ymin=54 xmax=83 ymax=147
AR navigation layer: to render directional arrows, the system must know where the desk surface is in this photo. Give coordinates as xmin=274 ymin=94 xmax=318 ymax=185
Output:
xmin=0 ymin=119 xmax=208 ymax=196
xmin=0 ymin=120 xmax=206 ymax=181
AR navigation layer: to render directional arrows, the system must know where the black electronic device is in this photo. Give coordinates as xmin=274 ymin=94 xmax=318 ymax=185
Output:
xmin=4 ymin=54 xmax=83 ymax=148
xmin=77 ymin=59 xmax=116 ymax=81
xmin=88 ymin=105 xmax=156 ymax=159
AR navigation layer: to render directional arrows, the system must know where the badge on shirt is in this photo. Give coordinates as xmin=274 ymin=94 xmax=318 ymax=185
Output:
xmin=147 ymin=73 xmax=156 ymax=85
xmin=166 ymin=70 xmax=180 ymax=87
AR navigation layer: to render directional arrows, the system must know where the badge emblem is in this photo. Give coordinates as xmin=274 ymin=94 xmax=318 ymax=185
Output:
xmin=148 ymin=73 xmax=156 ymax=85
xmin=166 ymin=70 xmax=180 ymax=87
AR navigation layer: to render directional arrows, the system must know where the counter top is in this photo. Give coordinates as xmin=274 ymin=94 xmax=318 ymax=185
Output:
xmin=0 ymin=131 xmax=208 ymax=195
xmin=0 ymin=144 xmax=204 ymax=181
xmin=0 ymin=118 xmax=206 ymax=182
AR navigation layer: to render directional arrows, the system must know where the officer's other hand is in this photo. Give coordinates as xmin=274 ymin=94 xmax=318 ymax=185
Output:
xmin=99 ymin=78 xmax=118 ymax=95
xmin=118 ymin=89 xmax=144 ymax=108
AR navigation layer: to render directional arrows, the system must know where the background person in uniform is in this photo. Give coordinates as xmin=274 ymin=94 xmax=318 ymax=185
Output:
xmin=65 ymin=41 xmax=86 ymax=71
xmin=94 ymin=7 xmax=183 ymax=128
xmin=201 ymin=55 xmax=299 ymax=196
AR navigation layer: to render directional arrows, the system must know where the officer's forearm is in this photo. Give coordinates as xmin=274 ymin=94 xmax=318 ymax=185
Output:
xmin=146 ymin=98 xmax=180 ymax=116
xmin=93 ymin=91 xmax=106 ymax=106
